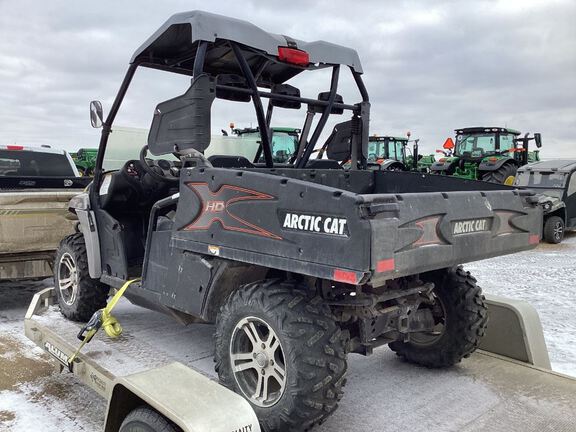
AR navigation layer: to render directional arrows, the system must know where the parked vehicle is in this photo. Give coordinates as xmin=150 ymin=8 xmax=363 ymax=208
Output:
xmin=515 ymin=159 xmax=576 ymax=243
xmin=431 ymin=127 xmax=542 ymax=184
xmin=231 ymin=126 xmax=300 ymax=163
xmin=70 ymin=147 xmax=98 ymax=176
xmin=0 ymin=144 xmax=89 ymax=280
xmin=54 ymin=11 xmax=542 ymax=431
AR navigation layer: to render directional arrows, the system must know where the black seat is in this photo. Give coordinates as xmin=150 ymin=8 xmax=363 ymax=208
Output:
xmin=208 ymin=155 xmax=254 ymax=168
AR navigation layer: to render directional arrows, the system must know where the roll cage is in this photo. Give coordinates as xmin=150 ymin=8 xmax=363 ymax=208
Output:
xmin=91 ymin=11 xmax=369 ymax=205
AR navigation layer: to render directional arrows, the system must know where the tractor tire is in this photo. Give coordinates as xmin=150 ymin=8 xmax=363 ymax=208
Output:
xmin=120 ymin=406 xmax=180 ymax=432
xmin=54 ymin=233 xmax=109 ymax=322
xmin=481 ymin=163 xmax=517 ymax=184
xmin=389 ymin=266 xmax=488 ymax=368
xmin=215 ymin=279 xmax=347 ymax=432
xmin=543 ymin=216 xmax=565 ymax=244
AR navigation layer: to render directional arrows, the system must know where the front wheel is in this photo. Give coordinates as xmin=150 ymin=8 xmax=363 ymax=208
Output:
xmin=543 ymin=216 xmax=564 ymax=243
xmin=54 ymin=233 xmax=109 ymax=321
xmin=215 ymin=280 xmax=347 ymax=432
xmin=389 ymin=266 xmax=488 ymax=368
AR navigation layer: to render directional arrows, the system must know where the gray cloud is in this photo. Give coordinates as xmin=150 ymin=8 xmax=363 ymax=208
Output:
xmin=0 ymin=0 xmax=574 ymax=158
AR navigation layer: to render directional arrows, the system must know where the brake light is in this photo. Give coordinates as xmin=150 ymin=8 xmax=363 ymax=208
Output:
xmin=439 ymin=158 xmax=446 ymax=163
xmin=6 ymin=145 xmax=23 ymax=150
xmin=489 ymin=157 xmax=498 ymax=162
xmin=278 ymin=47 xmax=310 ymax=66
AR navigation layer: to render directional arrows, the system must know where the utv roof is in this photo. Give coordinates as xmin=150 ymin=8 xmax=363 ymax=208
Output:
xmin=131 ymin=10 xmax=363 ymax=84
xmin=518 ymin=159 xmax=576 ymax=173
xmin=455 ymin=127 xmax=521 ymax=135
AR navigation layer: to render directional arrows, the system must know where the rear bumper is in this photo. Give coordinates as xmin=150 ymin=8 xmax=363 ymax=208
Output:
xmin=366 ymin=190 xmax=542 ymax=283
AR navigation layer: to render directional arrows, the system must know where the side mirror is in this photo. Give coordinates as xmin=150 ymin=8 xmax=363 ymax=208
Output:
xmin=443 ymin=137 xmax=455 ymax=150
xmin=90 ymin=101 xmax=104 ymax=128
xmin=534 ymin=133 xmax=542 ymax=148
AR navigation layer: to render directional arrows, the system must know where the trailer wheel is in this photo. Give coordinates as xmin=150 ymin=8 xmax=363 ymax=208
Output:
xmin=215 ymin=280 xmax=347 ymax=432
xmin=481 ymin=163 xmax=517 ymax=184
xmin=389 ymin=266 xmax=488 ymax=368
xmin=54 ymin=233 xmax=109 ymax=322
xmin=543 ymin=216 xmax=564 ymax=243
xmin=120 ymin=406 xmax=180 ymax=432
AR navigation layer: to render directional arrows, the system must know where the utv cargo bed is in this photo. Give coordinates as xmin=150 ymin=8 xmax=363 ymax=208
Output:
xmin=26 ymin=288 xmax=576 ymax=432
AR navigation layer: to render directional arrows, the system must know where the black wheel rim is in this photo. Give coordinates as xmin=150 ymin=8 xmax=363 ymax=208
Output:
xmin=409 ymin=293 xmax=447 ymax=346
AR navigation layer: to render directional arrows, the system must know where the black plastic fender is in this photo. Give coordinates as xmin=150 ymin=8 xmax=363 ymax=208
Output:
xmin=478 ymin=156 xmax=516 ymax=172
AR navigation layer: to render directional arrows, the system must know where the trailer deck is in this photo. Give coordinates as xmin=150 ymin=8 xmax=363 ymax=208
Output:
xmin=24 ymin=287 xmax=576 ymax=432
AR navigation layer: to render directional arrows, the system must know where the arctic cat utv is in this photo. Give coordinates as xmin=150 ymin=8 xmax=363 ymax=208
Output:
xmin=515 ymin=159 xmax=576 ymax=243
xmin=231 ymin=126 xmax=300 ymax=163
xmin=431 ymin=127 xmax=542 ymax=184
xmin=55 ymin=11 xmax=542 ymax=432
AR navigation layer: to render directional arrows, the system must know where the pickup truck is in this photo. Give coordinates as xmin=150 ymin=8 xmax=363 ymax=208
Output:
xmin=0 ymin=144 xmax=90 ymax=280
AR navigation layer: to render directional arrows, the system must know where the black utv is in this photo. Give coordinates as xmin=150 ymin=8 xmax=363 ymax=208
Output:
xmin=515 ymin=159 xmax=576 ymax=243
xmin=54 ymin=11 xmax=542 ymax=432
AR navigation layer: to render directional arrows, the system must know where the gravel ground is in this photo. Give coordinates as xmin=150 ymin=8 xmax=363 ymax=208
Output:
xmin=0 ymin=234 xmax=574 ymax=431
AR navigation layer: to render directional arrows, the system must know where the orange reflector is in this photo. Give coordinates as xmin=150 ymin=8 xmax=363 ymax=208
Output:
xmin=529 ymin=234 xmax=540 ymax=245
xmin=333 ymin=269 xmax=358 ymax=284
xmin=6 ymin=145 xmax=23 ymax=150
xmin=443 ymin=138 xmax=455 ymax=150
xmin=489 ymin=157 xmax=498 ymax=162
xmin=376 ymin=258 xmax=395 ymax=273
xmin=278 ymin=47 xmax=310 ymax=66
xmin=439 ymin=158 xmax=446 ymax=163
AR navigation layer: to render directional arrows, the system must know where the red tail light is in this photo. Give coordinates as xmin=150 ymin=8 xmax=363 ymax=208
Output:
xmin=278 ymin=47 xmax=310 ymax=66
xmin=6 ymin=145 xmax=24 ymax=150
xmin=439 ymin=158 xmax=446 ymax=163
xmin=489 ymin=157 xmax=498 ymax=162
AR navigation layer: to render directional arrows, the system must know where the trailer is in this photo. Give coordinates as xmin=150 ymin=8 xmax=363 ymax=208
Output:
xmin=25 ymin=286 xmax=576 ymax=432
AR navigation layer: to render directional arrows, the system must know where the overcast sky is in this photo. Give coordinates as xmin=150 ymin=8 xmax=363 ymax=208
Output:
xmin=0 ymin=0 xmax=574 ymax=157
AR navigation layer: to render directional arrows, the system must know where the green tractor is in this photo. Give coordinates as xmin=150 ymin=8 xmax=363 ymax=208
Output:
xmin=229 ymin=125 xmax=300 ymax=163
xmin=430 ymin=127 xmax=542 ymax=184
xmin=366 ymin=132 xmax=430 ymax=171
xmin=70 ymin=147 xmax=98 ymax=176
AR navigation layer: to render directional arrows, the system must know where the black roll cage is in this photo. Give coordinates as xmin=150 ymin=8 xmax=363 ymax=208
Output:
xmin=91 ymin=40 xmax=369 ymax=204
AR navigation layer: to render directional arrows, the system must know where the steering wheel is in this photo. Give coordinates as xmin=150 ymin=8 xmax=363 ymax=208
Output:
xmin=139 ymin=145 xmax=179 ymax=183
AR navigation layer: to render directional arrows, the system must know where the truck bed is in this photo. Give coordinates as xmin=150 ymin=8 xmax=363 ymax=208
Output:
xmin=27 ymin=289 xmax=576 ymax=432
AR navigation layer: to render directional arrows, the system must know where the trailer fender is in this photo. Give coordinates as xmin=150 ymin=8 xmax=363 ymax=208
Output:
xmin=104 ymin=362 xmax=260 ymax=432
xmin=479 ymin=294 xmax=551 ymax=369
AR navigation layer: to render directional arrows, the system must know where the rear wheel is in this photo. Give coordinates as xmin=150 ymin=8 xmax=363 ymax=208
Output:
xmin=389 ymin=266 xmax=488 ymax=368
xmin=120 ymin=406 xmax=180 ymax=432
xmin=543 ymin=216 xmax=564 ymax=243
xmin=54 ymin=233 xmax=109 ymax=321
xmin=215 ymin=280 xmax=347 ymax=432
xmin=481 ymin=163 xmax=517 ymax=184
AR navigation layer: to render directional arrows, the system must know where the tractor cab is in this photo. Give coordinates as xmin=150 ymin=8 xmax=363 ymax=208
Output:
xmin=367 ymin=135 xmax=408 ymax=170
xmin=431 ymin=127 xmax=542 ymax=184
xmin=230 ymin=126 xmax=300 ymax=163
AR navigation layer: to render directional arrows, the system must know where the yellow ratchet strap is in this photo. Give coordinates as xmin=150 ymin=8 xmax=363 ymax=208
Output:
xmin=67 ymin=278 xmax=141 ymax=371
